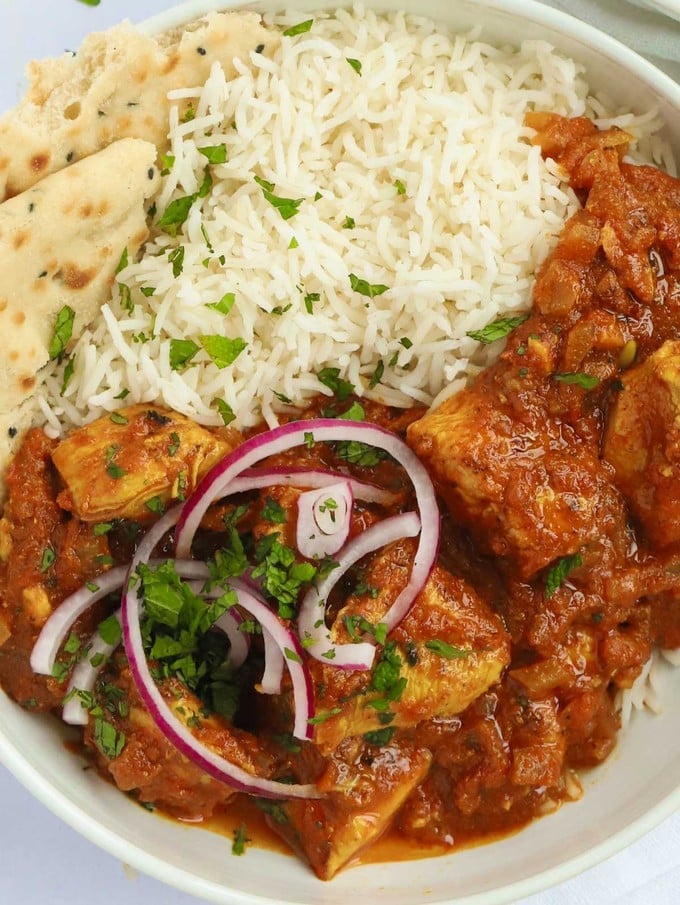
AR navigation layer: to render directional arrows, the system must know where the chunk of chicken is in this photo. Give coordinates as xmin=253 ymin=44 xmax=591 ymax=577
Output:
xmin=52 ymin=405 xmax=237 ymax=522
xmin=309 ymin=539 xmax=510 ymax=754
xmin=274 ymin=738 xmax=431 ymax=880
xmin=603 ymin=340 xmax=680 ymax=548
xmin=407 ymin=385 xmax=625 ymax=578
xmin=84 ymin=653 xmax=277 ymax=820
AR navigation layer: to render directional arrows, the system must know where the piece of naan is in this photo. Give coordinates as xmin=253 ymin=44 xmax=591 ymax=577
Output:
xmin=0 ymin=11 xmax=277 ymax=200
xmin=0 ymin=138 xmax=160 ymax=501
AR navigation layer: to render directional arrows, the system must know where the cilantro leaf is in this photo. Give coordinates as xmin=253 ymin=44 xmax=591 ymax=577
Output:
xmin=215 ymin=398 xmax=236 ymax=425
xmin=157 ymin=195 xmax=195 ymax=236
xmin=169 ymin=338 xmax=199 ymax=370
xmin=254 ymin=176 xmax=304 ymax=220
xmin=206 ymin=293 xmax=236 ymax=315
xmin=424 ymin=639 xmax=472 ymax=659
xmin=466 ymin=313 xmax=529 ymax=344
xmin=317 ymin=366 xmax=354 ymax=400
xmin=49 ymin=305 xmax=76 ymax=360
xmin=283 ymin=19 xmax=313 ymax=36
xmin=198 ymin=144 xmax=228 ymax=164
xmin=363 ymin=727 xmax=396 ymax=746
xmin=553 ymin=372 xmax=600 ymax=390
xmin=349 ymin=273 xmax=389 ymax=298
xmin=200 ymin=335 xmax=247 ymax=369
xmin=346 ymin=58 xmax=362 ymax=75
xmin=545 ymin=553 xmax=583 ymax=598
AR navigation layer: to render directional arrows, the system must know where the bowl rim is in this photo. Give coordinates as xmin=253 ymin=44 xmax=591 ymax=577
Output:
xmin=2 ymin=1 xmax=680 ymax=903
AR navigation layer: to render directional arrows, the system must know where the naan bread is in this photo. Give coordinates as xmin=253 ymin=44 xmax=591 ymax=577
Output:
xmin=0 ymin=11 xmax=276 ymax=200
xmin=0 ymin=138 xmax=160 ymax=500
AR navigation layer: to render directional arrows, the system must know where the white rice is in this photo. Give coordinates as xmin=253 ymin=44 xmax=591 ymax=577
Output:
xmin=35 ymin=4 xmax=671 ymax=434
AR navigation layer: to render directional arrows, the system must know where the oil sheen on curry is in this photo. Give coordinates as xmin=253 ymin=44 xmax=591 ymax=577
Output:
xmin=2 ymin=114 xmax=680 ymax=880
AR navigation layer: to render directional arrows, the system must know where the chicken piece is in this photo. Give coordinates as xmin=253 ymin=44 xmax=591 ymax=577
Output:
xmin=407 ymin=385 xmax=625 ymax=578
xmin=51 ymin=405 xmax=238 ymax=523
xmin=603 ymin=340 xmax=680 ymax=548
xmin=273 ymin=737 xmax=431 ymax=880
xmin=84 ymin=653 xmax=277 ymax=820
xmin=309 ymin=539 xmax=510 ymax=754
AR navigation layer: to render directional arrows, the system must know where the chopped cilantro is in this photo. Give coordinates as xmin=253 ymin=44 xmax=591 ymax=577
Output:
xmin=317 ymin=366 xmax=354 ymax=400
xmin=363 ymin=727 xmax=396 ymax=746
xmin=304 ymin=292 xmax=320 ymax=314
xmin=109 ymin=411 xmax=128 ymax=425
xmin=49 ymin=305 xmax=76 ymax=361
xmin=261 ymin=496 xmax=287 ymax=524
xmin=232 ymin=822 xmax=250 ymax=856
xmin=349 ymin=273 xmax=389 ymax=298
xmin=346 ymin=57 xmax=362 ymax=75
xmin=40 ymin=546 xmax=56 ymax=572
xmin=61 ymin=356 xmax=75 ymax=394
xmin=554 ymin=372 xmax=600 ymax=390
xmin=466 ymin=313 xmax=529 ymax=344
xmin=168 ymin=246 xmax=185 ymax=277
xmin=168 ymin=432 xmax=181 ymax=456
xmin=157 ymin=195 xmax=195 ymax=236
xmin=307 ymin=707 xmax=342 ymax=725
xmin=116 ymin=247 xmax=129 ymax=274
xmin=200 ymin=335 xmax=247 ymax=369
xmin=169 ymin=338 xmax=199 ymax=370
xmin=145 ymin=496 xmax=165 ymax=515
xmin=98 ymin=615 xmax=122 ymax=647
xmin=369 ymin=359 xmax=385 ymax=389
xmin=206 ymin=292 xmax=236 ymax=316
xmin=215 ymin=398 xmax=236 ymax=425
xmin=254 ymin=175 xmax=304 ymax=220
xmin=199 ymin=144 xmax=228 ymax=164
xmin=274 ymin=391 xmax=292 ymax=404
xmin=93 ymin=522 xmax=113 ymax=536
xmin=394 ymin=179 xmax=406 ymax=195
xmin=342 ymin=216 xmax=356 ymax=229
xmin=425 ymin=639 xmax=472 ymax=659
xmin=93 ymin=717 xmax=126 ymax=759
xmin=545 ymin=553 xmax=583 ymax=598
xmin=283 ymin=19 xmax=314 ymax=36
xmin=251 ymin=534 xmax=317 ymax=619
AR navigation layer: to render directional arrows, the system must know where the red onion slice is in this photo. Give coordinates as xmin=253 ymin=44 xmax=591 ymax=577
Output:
xmin=175 ymin=419 xmax=440 ymax=652
xmin=122 ymin=521 xmax=318 ymax=798
xmin=259 ymin=629 xmax=285 ymax=695
xmin=296 ymin=481 xmax=353 ymax=559
xmin=62 ymin=609 xmax=122 ymax=726
xmin=298 ymin=512 xmax=421 ymax=669
xmin=227 ymin=466 xmax=396 ymax=505
xmin=31 ymin=565 xmax=129 ymax=676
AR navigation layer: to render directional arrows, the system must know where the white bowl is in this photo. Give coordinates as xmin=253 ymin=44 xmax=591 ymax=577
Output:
xmin=2 ymin=2 xmax=680 ymax=903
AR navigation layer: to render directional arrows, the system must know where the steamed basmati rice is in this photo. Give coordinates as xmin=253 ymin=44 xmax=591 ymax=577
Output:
xmin=35 ymin=4 xmax=670 ymax=436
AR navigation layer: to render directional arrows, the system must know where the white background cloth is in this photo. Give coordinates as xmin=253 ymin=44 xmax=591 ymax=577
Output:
xmin=1 ymin=1 xmax=680 ymax=903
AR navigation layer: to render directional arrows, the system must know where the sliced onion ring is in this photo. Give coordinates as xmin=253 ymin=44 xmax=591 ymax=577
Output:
xmin=121 ymin=511 xmax=318 ymax=799
xmin=175 ymin=418 xmax=440 ymax=656
xmin=298 ymin=512 xmax=421 ymax=669
xmin=296 ymin=481 xmax=353 ymax=559
xmin=62 ymin=609 xmax=122 ymax=726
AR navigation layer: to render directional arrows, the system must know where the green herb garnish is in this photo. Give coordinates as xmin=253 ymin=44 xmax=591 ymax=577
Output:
xmin=283 ymin=19 xmax=314 ymax=36
xmin=349 ymin=273 xmax=389 ymax=298
xmin=466 ymin=313 xmax=529 ymax=344
xmin=545 ymin=553 xmax=583 ymax=598
xmin=49 ymin=305 xmax=76 ymax=360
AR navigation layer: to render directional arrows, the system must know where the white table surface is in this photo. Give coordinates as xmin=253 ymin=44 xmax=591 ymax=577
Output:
xmin=1 ymin=1 xmax=680 ymax=903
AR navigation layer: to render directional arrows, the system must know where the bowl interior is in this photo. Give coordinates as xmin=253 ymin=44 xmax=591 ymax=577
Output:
xmin=2 ymin=2 xmax=680 ymax=904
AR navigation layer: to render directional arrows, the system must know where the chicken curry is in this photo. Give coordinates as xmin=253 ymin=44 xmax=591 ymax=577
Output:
xmin=1 ymin=114 xmax=680 ymax=879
